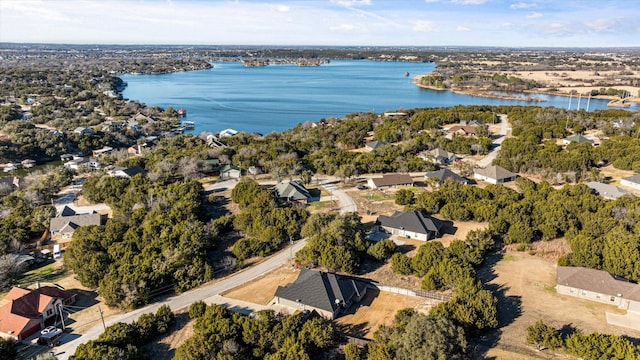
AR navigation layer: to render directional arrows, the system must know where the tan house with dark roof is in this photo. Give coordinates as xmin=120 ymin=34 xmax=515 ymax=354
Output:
xmin=367 ymin=174 xmax=414 ymax=190
xmin=556 ymin=266 xmax=640 ymax=313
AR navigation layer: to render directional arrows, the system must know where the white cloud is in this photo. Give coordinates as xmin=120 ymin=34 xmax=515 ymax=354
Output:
xmin=413 ymin=20 xmax=437 ymax=32
xmin=510 ymin=2 xmax=537 ymax=10
xmin=330 ymin=0 xmax=372 ymax=7
xmin=526 ymin=12 xmax=543 ymax=18
xmin=269 ymin=4 xmax=290 ymax=12
xmin=456 ymin=25 xmax=470 ymax=31
xmin=330 ymin=23 xmax=359 ymax=31
xmin=451 ymin=0 xmax=489 ymax=4
xmin=424 ymin=0 xmax=441 ymax=3
xmin=586 ymin=19 xmax=617 ymax=31
xmin=0 ymin=0 xmax=72 ymax=22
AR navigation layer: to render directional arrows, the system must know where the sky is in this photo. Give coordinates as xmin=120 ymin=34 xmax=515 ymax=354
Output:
xmin=1 ymin=0 xmax=638 ymax=48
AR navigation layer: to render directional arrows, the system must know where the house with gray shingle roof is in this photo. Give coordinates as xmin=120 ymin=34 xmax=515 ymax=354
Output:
xmin=376 ymin=210 xmax=444 ymax=241
xmin=556 ymin=266 xmax=640 ymax=313
xmin=274 ymin=180 xmax=317 ymax=204
xmin=474 ymin=165 xmax=517 ymax=184
xmin=424 ymin=148 xmax=457 ymax=164
xmin=367 ymin=174 xmax=414 ymax=190
xmin=49 ymin=213 xmax=105 ymax=240
xmin=365 ymin=140 xmax=387 ymax=151
xmin=586 ymin=182 xmax=631 ymax=200
xmin=563 ymin=134 xmax=594 ymax=145
xmin=273 ymin=269 xmax=369 ymax=319
xmin=425 ymin=169 xmax=469 ymax=187
xmin=620 ymin=174 xmax=640 ymax=191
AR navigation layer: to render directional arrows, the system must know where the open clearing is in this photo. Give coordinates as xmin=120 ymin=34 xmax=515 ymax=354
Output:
xmin=222 ymin=265 xmax=300 ymax=305
xmin=477 ymin=249 xmax=640 ymax=359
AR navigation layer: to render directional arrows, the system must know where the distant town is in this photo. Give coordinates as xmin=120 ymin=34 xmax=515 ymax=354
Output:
xmin=1 ymin=45 xmax=639 ymax=360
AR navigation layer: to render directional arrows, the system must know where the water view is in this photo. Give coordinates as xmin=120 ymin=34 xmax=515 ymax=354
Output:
xmin=121 ymin=60 xmax=616 ymax=135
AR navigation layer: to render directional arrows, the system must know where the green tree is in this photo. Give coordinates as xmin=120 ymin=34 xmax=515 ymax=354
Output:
xmin=0 ymin=337 xmax=17 ymax=360
xmin=389 ymin=313 xmax=467 ymax=360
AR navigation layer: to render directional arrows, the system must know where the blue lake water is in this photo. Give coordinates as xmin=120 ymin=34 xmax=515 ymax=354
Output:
xmin=121 ymin=60 xmax=623 ymax=135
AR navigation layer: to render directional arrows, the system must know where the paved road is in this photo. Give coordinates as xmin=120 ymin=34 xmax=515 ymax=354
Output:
xmin=477 ymin=114 xmax=511 ymax=168
xmin=54 ymin=239 xmax=307 ymax=359
xmin=319 ymin=177 xmax=357 ymax=214
xmin=53 ymin=174 xmax=360 ymax=359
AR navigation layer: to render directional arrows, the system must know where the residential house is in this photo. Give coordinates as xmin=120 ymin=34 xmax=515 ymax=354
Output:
xmin=0 ymin=176 xmax=25 ymax=193
xmin=20 ymin=159 xmax=36 ymax=169
xmin=127 ymin=144 xmax=148 ymax=156
xmin=423 ymin=148 xmax=456 ymax=164
xmin=448 ymin=125 xmax=477 ymax=136
xmin=91 ymin=146 xmax=113 ymax=157
xmin=586 ymin=182 xmax=631 ymax=200
xmin=0 ymin=286 xmax=76 ymax=342
xmin=272 ymin=269 xmax=369 ymax=319
xmin=108 ymin=165 xmax=146 ymax=178
xmin=206 ymin=134 xmax=227 ymax=148
xmin=3 ymin=163 xmax=17 ymax=173
xmin=274 ymin=180 xmax=317 ymax=204
xmin=376 ymin=210 xmax=444 ymax=241
xmin=620 ymin=174 xmax=640 ymax=191
xmin=425 ymin=169 xmax=469 ymax=187
xmin=49 ymin=212 xmax=105 ymax=240
xmin=73 ymin=127 xmax=93 ymax=136
xmin=367 ymin=174 xmax=414 ymax=190
xmin=365 ymin=140 xmax=387 ymax=151
xmin=556 ymin=266 xmax=640 ymax=313
xmin=474 ymin=165 xmax=517 ymax=184
xmin=220 ymin=165 xmax=241 ymax=179
xmin=562 ymin=134 xmax=594 ymax=145
xmin=63 ymin=157 xmax=89 ymax=171
xmin=247 ymin=165 xmax=263 ymax=175
xmin=219 ymin=128 xmax=238 ymax=138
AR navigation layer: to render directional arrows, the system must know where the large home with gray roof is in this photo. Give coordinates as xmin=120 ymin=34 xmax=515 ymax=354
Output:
xmin=474 ymin=165 xmax=517 ymax=184
xmin=274 ymin=180 xmax=317 ymax=204
xmin=586 ymin=181 xmax=631 ymax=200
xmin=367 ymin=174 xmax=414 ymax=190
xmin=273 ymin=269 xmax=369 ymax=319
xmin=620 ymin=174 xmax=640 ymax=191
xmin=425 ymin=169 xmax=469 ymax=187
xmin=563 ymin=134 xmax=594 ymax=145
xmin=423 ymin=148 xmax=457 ymax=164
xmin=49 ymin=212 xmax=105 ymax=240
xmin=376 ymin=211 xmax=444 ymax=241
xmin=556 ymin=266 xmax=640 ymax=313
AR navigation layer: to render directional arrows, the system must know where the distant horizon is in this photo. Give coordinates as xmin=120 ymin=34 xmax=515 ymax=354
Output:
xmin=1 ymin=0 xmax=638 ymax=48
xmin=2 ymin=42 xmax=639 ymax=51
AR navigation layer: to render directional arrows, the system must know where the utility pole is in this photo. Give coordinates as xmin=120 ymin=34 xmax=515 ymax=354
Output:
xmin=289 ymin=236 xmax=293 ymax=266
xmin=98 ymin=306 xmax=106 ymax=330
xmin=57 ymin=303 xmax=65 ymax=330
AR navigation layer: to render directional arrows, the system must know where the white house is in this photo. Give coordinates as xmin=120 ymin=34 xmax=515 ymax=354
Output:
xmin=474 ymin=165 xmax=517 ymax=184
xmin=620 ymin=174 xmax=640 ymax=191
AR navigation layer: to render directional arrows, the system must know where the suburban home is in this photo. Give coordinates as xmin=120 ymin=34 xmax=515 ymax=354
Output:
xmin=63 ymin=156 xmax=89 ymax=171
xmin=49 ymin=212 xmax=105 ymax=240
xmin=108 ymin=165 xmax=146 ymax=178
xmin=219 ymin=128 xmax=238 ymax=138
xmin=274 ymin=180 xmax=317 ymax=204
xmin=127 ymin=144 xmax=148 ymax=156
xmin=474 ymin=165 xmax=517 ymax=184
xmin=586 ymin=181 xmax=631 ymax=200
xmin=272 ymin=269 xmax=369 ymax=319
xmin=0 ymin=285 xmax=75 ymax=342
xmin=620 ymin=174 xmax=640 ymax=191
xmin=206 ymin=134 xmax=227 ymax=148
xmin=20 ymin=159 xmax=36 ymax=169
xmin=91 ymin=146 xmax=113 ymax=157
xmin=562 ymin=134 xmax=594 ymax=145
xmin=367 ymin=174 xmax=414 ymax=190
xmin=0 ymin=176 xmax=26 ymax=192
xmin=365 ymin=140 xmax=387 ymax=151
xmin=556 ymin=266 xmax=640 ymax=313
xmin=3 ymin=163 xmax=17 ymax=173
xmin=220 ymin=165 xmax=241 ymax=179
xmin=376 ymin=210 xmax=444 ymax=241
xmin=425 ymin=169 xmax=469 ymax=187
xmin=447 ymin=125 xmax=477 ymax=136
xmin=247 ymin=165 xmax=263 ymax=175
xmin=423 ymin=148 xmax=456 ymax=164
xmin=73 ymin=127 xmax=93 ymax=136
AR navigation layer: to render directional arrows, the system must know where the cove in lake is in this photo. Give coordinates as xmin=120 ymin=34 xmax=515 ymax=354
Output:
xmin=121 ymin=60 xmax=620 ymax=135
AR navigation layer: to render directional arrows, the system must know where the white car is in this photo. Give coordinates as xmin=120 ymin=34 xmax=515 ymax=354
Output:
xmin=40 ymin=326 xmax=61 ymax=335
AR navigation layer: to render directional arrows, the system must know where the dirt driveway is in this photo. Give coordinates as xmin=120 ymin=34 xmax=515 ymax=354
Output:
xmin=477 ymin=250 xmax=640 ymax=359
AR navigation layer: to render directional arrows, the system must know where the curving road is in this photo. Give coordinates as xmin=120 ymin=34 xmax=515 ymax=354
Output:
xmin=477 ymin=114 xmax=511 ymax=168
xmin=54 ymin=176 xmax=357 ymax=359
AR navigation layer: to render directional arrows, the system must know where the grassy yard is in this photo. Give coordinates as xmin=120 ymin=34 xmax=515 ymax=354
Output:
xmin=15 ymin=262 xmax=68 ymax=287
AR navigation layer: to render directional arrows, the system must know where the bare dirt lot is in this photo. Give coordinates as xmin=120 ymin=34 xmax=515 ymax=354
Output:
xmin=221 ymin=265 xmax=300 ymax=305
xmin=477 ymin=249 xmax=640 ymax=359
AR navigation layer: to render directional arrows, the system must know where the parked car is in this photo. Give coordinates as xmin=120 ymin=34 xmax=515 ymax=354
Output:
xmin=41 ymin=326 xmax=57 ymax=335
xmin=356 ymin=184 xmax=368 ymax=190
xmin=37 ymin=331 xmax=61 ymax=347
